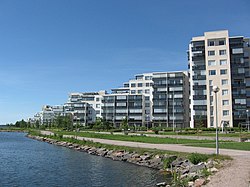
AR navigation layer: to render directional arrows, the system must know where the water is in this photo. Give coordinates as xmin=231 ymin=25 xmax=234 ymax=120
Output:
xmin=0 ymin=132 xmax=165 ymax=187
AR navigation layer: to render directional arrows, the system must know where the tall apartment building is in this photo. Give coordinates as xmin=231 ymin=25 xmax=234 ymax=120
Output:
xmin=102 ymin=93 xmax=146 ymax=128
xmin=121 ymin=73 xmax=154 ymax=123
xmin=189 ymin=30 xmax=250 ymax=128
xmin=152 ymin=71 xmax=190 ymax=128
xmin=65 ymin=90 xmax=106 ymax=125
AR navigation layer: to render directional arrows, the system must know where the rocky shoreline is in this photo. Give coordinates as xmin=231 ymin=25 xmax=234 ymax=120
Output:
xmin=27 ymin=134 xmax=222 ymax=187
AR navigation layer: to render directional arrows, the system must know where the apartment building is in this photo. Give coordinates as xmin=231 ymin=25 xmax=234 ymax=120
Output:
xmin=118 ymin=73 xmax=154 ymax=123
xmin=65 ymin=90 xmax=106 ymax=125
xmin=152 ymin=71 xmax=190 ymax=128
xmin=102 ymin=92 xmax=146 ymax=128
xmin=189 ymin=30 xmax=250 ymax=128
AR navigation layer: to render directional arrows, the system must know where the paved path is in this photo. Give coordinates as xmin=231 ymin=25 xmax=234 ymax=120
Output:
xmin=40 ymin=131 xmax=250 ymax=187
xmin=86 ymin=131 xmax=240 ymax=142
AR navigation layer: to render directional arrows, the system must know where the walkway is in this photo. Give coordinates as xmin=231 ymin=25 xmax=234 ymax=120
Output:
xmin=40 ymin=131 xmax=250 ymax=187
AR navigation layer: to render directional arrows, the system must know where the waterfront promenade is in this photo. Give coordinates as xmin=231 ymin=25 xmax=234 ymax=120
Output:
xmin=41 ymin=130 xmax=250 ymax=187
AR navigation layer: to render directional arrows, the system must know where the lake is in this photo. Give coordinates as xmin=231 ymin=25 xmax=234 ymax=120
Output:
xmin=0 ymin=132 xmax=165 ymax=187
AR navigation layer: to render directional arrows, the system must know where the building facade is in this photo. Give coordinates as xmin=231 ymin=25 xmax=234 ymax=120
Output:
xmin=152 ymin=71 xmax=190 ymax=128
xmin=102 ymin=93 xmax=146 ymax=128
xmin=189 ymin=30 xmax=250 ymax=128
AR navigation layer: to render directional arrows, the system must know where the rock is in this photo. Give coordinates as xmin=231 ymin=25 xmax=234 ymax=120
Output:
xmin=172 ymin=158 xmax=185 ymax=167
xmin=181 ymin=168 xmax=189 ymax=175
xmin=96 ymin=148 xmax=107 ymax=156
xmin=188 ymin=181 xmax=194 ymax=187
xmin=148 ymin=157 xmax=163 ymax=169
xmin=156 ymin=182 xmax=166 ymax=186
xmin=189 ymin=163 xmax=206 ymax=173
xmin=140 ymin=155 xmax=151 ymax=161
xmin=194 ymin=178 xmax=206 ymax=187
xmin=205 ymin=160 xmax=214 ymax=168
xmin=131 ymin=153 xmax=140 ymax=158
xmin=181 ymin=159 xmax=193 ymax=168
xmin=122 ymin=153 xmax=132 ymax=161
xmin=208 ymin=167 xmax=218 ymax=173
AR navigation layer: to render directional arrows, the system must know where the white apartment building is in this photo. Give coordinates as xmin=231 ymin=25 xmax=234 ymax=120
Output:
xmin=189 ymin=30 xmax=250 ymax=128
xmin=116 ymin=73 xmax=154 ymax=122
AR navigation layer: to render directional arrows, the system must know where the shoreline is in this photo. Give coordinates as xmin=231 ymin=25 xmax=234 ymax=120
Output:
xmin=27 ymin=133 xmax=224 ymax=187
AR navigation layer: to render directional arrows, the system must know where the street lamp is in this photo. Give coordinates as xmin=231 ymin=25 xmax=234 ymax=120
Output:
xmin=146 ymin=115 xmax=149 ymax=131
xmin=213 ymin=86 xmax=220 ymax=155
xmin=247 ymin=110 xmax=249 ymax=132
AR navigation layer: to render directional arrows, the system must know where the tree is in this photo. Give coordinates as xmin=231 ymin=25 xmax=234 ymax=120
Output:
xmin=121 ymin=117 xmax=129 ymax=135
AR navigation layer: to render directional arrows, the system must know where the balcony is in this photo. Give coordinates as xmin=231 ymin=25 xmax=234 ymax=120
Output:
xmin=192 ymin=75 xmax=206 ymax=80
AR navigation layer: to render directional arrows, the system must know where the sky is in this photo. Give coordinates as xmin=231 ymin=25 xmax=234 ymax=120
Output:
xmin=0 ymin=0 xmax=250 ymax=124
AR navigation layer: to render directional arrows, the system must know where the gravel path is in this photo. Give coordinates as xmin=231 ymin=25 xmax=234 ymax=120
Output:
xmin=40 ymin=131 xmax=250 ymax=187
xmin=86 ymin=131 xmax=240 ymax=142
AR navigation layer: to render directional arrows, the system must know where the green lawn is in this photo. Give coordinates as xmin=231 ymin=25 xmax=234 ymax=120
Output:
xmin=157 ymin=131 xmax=250 ymax=138
xmin=186 ymin=142 xmax=250 ymax=151
xmin=53 ymin=130 xmax=217 ymax=144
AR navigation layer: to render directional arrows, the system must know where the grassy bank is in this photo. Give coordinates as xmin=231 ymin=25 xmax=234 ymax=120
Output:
xmin=53 ymin=130 xmax=218 ymax=144
xmin=29 ymin=130 xmax=231 ymax=161
xmin=187 ymin=142 xmax=250 ymax=151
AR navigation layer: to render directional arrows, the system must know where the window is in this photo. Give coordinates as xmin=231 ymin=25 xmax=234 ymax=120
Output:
xmin=235 ymin=99 xmax=246 ymax=104
xmin=146 ymin=83 xmax=150 ymax=87
xmin=96 ymin=110 xmax=100 ymax=114
xmin=238 ymin=68 xmax=245 ymax=74
xmin=223 ymin=110 xmax=229 ymax=116
xmin=208 ymin=60 xmax=216 ymax=66
xmin=131 ymin=90 xmax=136 ymax=94
xmin=138 ymin=90 xmax=143 ymax=94
xmin=222 ymin=100 xmax=229 ymax=105
xmin=208 ymin=40 xmax=215 ymax=46
xmin=145 ymin=76 xmax=152 ymax=80
xmin=138 ymin=83 xmax=143 ymax=87
xmin=131 ymin=83 xmax=136 ymax=87
xmin=232 ymin=48 xmax=243 ymax=54
xmin=96 ymin=98 xmax=100 ymax=101
xmin=219 ymin=40 xmax=226 ymax=45
xmin=208 ymin=51 xmax=215 ymax=56
xmin=220 ymin=60 xmax=227 ymax=65
xmin=116 ymin=103 xmax=126 ymax=107
xmin=219 ymin=50 xmax=226 ymax=55
xmin=209 ymin=70 xmax=216 ymax=75
xmin=220 ymin=69 xmax=227 ymax=75
xmin=145 ymin=96 xmax=150 ymax=101
xmin=145 ymin=89 xmax=150 ymax=94
xmin=116 ymin=95 xmax=127 ymax=100
xmin=96 ymin=104 xmax=100 ymax=108
xmin=222 ymin=79 xmax=228 ymax=85
xmin=209 ymin=80 xmax=213 ymax=86
xmin=222 ymin=89 xmax=228 ymax=95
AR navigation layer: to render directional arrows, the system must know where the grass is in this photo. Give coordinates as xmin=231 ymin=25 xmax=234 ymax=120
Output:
xmin=53 ymin=130 xmax=217 ymax=144
xmin=29 ymin=130 xmax=231 ymax=161
xmin=158 ymin=131 xmax=250 ymax=138
xmin=186 ymin=142 xmax=250 ymax=151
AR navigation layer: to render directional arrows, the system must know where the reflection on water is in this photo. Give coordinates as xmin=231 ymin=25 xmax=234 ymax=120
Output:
xmin=0 ymin=132 xmax=166 ymax=187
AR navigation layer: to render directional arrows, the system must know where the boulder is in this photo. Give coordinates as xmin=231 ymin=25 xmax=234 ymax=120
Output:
xmin=188 ymin=181 xmax=194 ymax=187
xmin=208 ymin=167 xmax=218 ymax=173
xmin=140 ymin=155 xmax=151 ymax=161
xmin=194 ymin=178 xmax=206 ymax=187
xmin=172 ymin=158 xmax=185 ymax=167
xmin=189 ymin=163 xmax=206 ymax=173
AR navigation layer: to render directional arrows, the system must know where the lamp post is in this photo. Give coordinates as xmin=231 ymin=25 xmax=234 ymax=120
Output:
xmin=247 ymin=110 xmax=249 ymax=132
xmin=172 ymin=85 xmax=175 ymax=132
xmin=146 ymin=115 xmax=149 ymax=131
xmin=213 ymin=86 xmax=220 ymax=155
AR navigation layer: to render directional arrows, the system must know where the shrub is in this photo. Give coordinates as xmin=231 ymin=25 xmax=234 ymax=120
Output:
xmin=187 ymin=153 xmax=209 ymax=165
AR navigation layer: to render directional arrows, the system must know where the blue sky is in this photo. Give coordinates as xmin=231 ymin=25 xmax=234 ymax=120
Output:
xmin=0 ymin=0 xmax=249 ymax=124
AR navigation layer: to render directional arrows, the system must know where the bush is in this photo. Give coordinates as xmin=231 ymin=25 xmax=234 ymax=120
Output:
xmin=138 ymin=126 xmax=147 ymax=131
xmin=163 ymin=127 xmax=173 ymax=132
xmin=187 ymin=153 xmax=209 ymax=165
xmin=110 ymin=129 xmax=122 ymax=133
